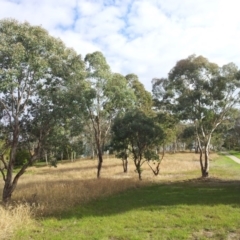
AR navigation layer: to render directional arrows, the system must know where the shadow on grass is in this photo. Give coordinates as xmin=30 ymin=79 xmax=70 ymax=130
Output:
xmin=59 ymin=178 xmax=240 ymax=220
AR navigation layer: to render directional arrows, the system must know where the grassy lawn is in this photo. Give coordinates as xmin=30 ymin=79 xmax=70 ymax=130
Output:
xmin=11 ymin=153 xmax=240 ymax=240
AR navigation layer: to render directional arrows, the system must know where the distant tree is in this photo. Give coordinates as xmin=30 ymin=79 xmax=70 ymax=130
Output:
xmin=222 ymin=110 xmax=240 ymax=150
xmin=143 ymin=112 xmax=178 ymax=175
xmin=112 ymin=110 xmax=164 ymax=180
xmin=152 ymin=55 xmax=240 ymax=177
xmin=125 ymin=74 xmax=153 ymax=113
xmin=84 ymin=52 xmax=135 ymax=178
xmin=180 ymin=125 xmax=197 ymax=152
xmin=111 ymin=74 xmax=153 ymax=173
xmin=0 ymin=19 xmax=86 ymax=203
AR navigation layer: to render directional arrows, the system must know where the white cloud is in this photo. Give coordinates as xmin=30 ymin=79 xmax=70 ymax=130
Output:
xmin=1 ymin=0 xmax=240 ymax=91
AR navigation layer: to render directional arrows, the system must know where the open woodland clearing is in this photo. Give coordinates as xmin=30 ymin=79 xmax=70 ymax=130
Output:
xmin=1 ymin=152 xmax=204 ymax=214
xmin=1 ymin=19 xmax=240 ymax=240
xmin=1 ymin=152 xmax=240 ymax=240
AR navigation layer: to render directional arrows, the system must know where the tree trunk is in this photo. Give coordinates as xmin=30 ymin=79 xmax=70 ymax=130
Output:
xmin=199 ymin=143 xmax=210 ymax=178
xmin=196 ymin=134 xmax=206 ymax=177
xmin=2 ymin=167 xmax=14 ymax=204
xmin=202 ymin=143 xmax=210 ymax=177
xmin=45 ymin=152 xmax=48 ymax=165
xmin=134 ymin=160 xmax=142 ymax=180
xmin=195 ymin=138 xmax=199 ymax=153
xmin=147 ymin=161 xmax=161 ymax=176
xmin=2 ymin=126 xmax=19 ymax=203
xmin=3 ymin=184 xmax=14 ymax=204
xmin=97 ymin=151 xmax=103 ymax=178
xmin=199 ymin=147 xmax=204 ymax=175
xmin=66 ymin=148 xmax=69 ymax=160
xmin=122 ymin=157 xmax=128 ymax=173
xmin=95 ymin=124 xmax=103 ymax=178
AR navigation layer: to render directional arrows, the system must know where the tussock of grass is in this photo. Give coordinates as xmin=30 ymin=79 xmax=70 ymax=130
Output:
xmin=0 ymin=204 xmax=33 ymax=240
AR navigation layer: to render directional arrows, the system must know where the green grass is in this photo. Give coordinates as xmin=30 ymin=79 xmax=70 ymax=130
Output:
xmin=229 ymin=150 xmax=240 ymax=159
xmin=13 ymin=154 xmax=240 ymax=240
xmin=211 ymin=154 xmax=240 ymax=179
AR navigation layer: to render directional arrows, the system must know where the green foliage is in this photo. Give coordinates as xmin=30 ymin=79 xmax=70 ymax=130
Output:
xmin=15 ymin=149 xmax=31 ymax=167
xmin=112 ymin=111 xmax=164 ymax=155
xmin=154 ymin=112 xmax=178 ymax=146
xmin=143 ymin=149 xmax=159 ymax=161
xmin=153 ymin=55 xmax=240 ymax=124
xmin=115 ymin=150 xmax=128 ymax=160
xmin=112 ymin=110 xmax=165 ymax=179
xmin=0 ymin=19 xmax=86 ymax=202
xmin=125 ymin=74 xmax=152 ymax=113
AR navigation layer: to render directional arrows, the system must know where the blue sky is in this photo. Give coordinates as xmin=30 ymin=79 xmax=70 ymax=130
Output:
xmin=1 ymin=0 xmax=240 ymax=91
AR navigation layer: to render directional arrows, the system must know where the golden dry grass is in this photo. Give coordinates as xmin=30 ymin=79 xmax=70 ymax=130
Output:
xmin=0 ymin=204 xmax=34 ymax=240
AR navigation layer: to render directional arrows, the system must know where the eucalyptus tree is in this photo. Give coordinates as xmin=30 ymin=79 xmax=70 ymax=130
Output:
xmin=152 ymin=55 xmax=240 ymax=177
xmin=125 ymin=74 xmax=152 ymax=113
xmin=111 ymin=110 xmax=164 ymax=180
xmin=0 ymin=19 xmax=86 ymax=203
xmin=111 ymin=74 xmax=153 ymax=172
xmin=84 ymin=52 xmax=135 ymax=178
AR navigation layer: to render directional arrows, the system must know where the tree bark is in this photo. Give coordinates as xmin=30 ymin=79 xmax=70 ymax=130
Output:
xmin=122 ymin=157 xmax=128 ymax=173
xmin=2 ymin=170 xmax=14 ymax=204
xmin=2 ymin=123 xmax=19 ymax=203
xmin=45 ymin=152 xmax=48 ymax=165
xmin=134 ymin=160 xmax=142 ymax=180
xmin=97 ymin=150 xmax=103 ymax=178
xmin=202 ymin=136 xmax=211 ymax=177
xmin=196 ymin=133 xmax=205 ymax=177
xmin=95 ymin=126 xmax=103 ymax=178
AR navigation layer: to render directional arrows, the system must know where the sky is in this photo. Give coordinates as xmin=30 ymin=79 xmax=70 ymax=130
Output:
xmin=1 ymin=0 xmax=240 ymax=91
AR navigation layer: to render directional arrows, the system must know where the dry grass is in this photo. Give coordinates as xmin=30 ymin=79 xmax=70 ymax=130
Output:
xmin=0 ymin=204 xmax=34 ymax=240
xmin=0 ymin=153 xmax=219 ymax=208
xmin=0 ymin=152 xmax=220 ymax=239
